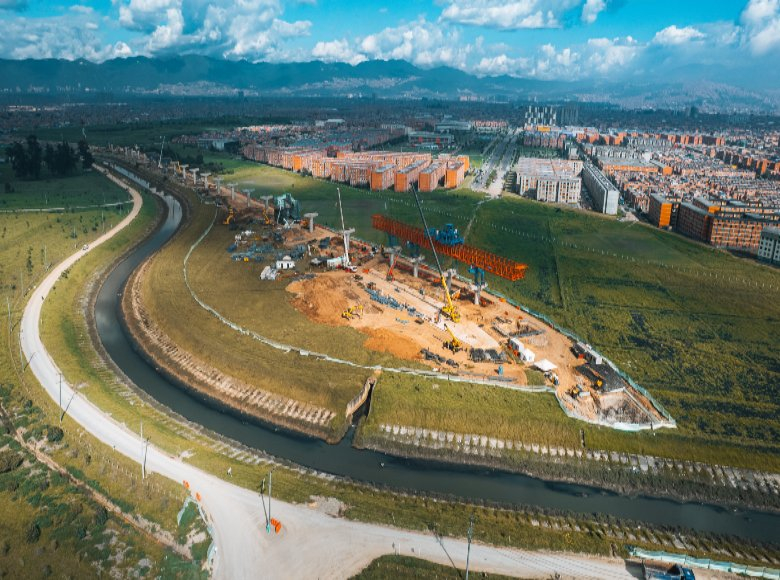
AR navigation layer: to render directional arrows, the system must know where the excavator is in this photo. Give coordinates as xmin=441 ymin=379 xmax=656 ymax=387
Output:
xmin=262 ymin=206 xmax=273 ymax=226
xmin=410 ymin=185 xmax=460 ymax=324
xmin=342 ymin=305 xmax=363 ymax=320
xmin=222 ymin=208 xmax=235 ymax=225
xmin=443 ymin=323 xmax=462 ymax=353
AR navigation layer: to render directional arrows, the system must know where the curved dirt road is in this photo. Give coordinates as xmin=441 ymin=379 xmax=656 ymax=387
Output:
xmin=20 ymin=173 xmax=636 ymax=579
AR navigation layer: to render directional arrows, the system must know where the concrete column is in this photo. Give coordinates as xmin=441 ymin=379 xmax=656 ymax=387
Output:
xmin=471 ymin=283 xmax=487 ymax=306
xmin=411 ymin=256 xmax=424 ymax=278
xmin=446 ymin=268 xmax=457 ymax=294
xmin=304 ymin=212 xmax=318 ymax=233
xmin=388 ymin=246 xmax=402 ymax=268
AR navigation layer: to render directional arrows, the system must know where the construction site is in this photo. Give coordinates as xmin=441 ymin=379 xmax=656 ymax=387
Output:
xmin=168 ymin=158 xmax=670 ymax=430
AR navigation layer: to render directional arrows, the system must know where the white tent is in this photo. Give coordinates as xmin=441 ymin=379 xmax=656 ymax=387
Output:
xmin=533 ymin=359 xmax=557 ymax=372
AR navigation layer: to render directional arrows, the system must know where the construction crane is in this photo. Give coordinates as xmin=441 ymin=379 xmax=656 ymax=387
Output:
xmin=409 ymin=185 xmax=460 ymax=323
xmin=157 ymin=136 xmax=165 ymax=169
xmin=443 ymin=323 xmax=462 ymax=353
xmin=336 ymin=187 xmax=355 ymax=269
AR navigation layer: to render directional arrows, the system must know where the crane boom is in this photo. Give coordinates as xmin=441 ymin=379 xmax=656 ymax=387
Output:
xmin=410 ymin=185 xmax=460 ymax=323
xmin=336 ymin=187 xmax=350 ymax=266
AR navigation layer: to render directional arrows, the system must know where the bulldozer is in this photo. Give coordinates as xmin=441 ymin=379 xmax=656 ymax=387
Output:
xmin=342 ymin=305 xmax=364 ymax=320
xmin=443 ymin=324 xmax=462 ymax=353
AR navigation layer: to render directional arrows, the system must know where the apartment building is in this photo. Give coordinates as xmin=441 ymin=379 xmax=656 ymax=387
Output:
xmin=582 ymin=161 xmax=619 ymax=215
xmin=758 ymin=226 xmax=780 ymax=264
xmin=516 ymin=158 xmax=583 ymax=205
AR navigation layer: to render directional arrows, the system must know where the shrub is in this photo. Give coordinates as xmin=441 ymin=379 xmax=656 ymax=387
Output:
xmin=46 ymin=427 xmax=64 ymax=443
xmin=0 ymin=450 xmax=22 ymax=474
xmin=26 ymin=523 xmax=40 ymax=544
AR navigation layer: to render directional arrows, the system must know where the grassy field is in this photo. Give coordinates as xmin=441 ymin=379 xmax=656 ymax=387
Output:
xmin=352 ymin=555 xmax=520 ymax=579
xmin=29 ymin=119 xmax=242 ymax=148
xmin=0 ymin=165 xmax=130 ymax=210
xmin=138 ymin=182 xmax=376 ymax=432
xmin=364 ymin=374 xmax=581 ymax=448
xmin=470 ymin=198 xmax=780 ymax=468
xmin=0 ymin=179 xmax=198 ymax=576
xmin=188 ymin=222 xmax=425 ymax=371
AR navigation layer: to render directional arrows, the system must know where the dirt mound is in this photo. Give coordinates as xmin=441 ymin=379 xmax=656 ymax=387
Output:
xmin=288 ymin=274 xmax=356 ymax=325
xmin=363 ymin=328 xmax=423 ymax=360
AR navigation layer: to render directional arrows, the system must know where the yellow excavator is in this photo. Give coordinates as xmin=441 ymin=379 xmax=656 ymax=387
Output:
xmin=222 ymin=208 xmax=235 ymax=225
xmin=342 ymin=305 xmax=363 ymax=320
xmin=443 ymin=323 xmax=462 ymax=353
xmin=262 ymin=206 xmax=273 ymax=225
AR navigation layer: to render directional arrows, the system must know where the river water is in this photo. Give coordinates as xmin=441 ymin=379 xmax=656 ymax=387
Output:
xmin=95 ymin=193 xmax=780 ymax=543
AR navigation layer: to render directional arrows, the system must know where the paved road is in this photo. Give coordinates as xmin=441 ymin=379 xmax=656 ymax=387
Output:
xmin=20 ymin=173 xmax=640 ymax=579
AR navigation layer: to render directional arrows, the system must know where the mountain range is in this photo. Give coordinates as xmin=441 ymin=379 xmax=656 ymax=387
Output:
xmin=0 ymin=56 xmax=776 ymax=112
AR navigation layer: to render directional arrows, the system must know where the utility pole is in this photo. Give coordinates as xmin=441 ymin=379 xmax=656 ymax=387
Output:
xmin=58 ymin=373 xmax=62 ymax=420
xmin=260 ymin=477 xmax=269 ymax=529
xmin=268 ymin=468 xmax=274 ymax=527
xmin=465 ymin=514 xmax=474 ymax=580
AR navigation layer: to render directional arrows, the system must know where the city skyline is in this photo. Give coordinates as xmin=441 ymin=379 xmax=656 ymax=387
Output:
xmin=0 ymin=0 xmax=778 ymax=87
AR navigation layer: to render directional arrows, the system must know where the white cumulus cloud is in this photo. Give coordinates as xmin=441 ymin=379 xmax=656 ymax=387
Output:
xmin=312 ymin=39 xmax=366 ymax=65
xmin=0 ymin=14 xmax=134 ymax=61
xmin=741 ymin=0 xmax=780 ymax=54
xmin=359 ymin=18 xmax=472 ymax=69
xmin=439 ymin=0 xmax=581 ymax=30
xmin=652 ymin=25 xmax=705 ymax=46
xmin=581 ymin=0 xmax=605 ymax=24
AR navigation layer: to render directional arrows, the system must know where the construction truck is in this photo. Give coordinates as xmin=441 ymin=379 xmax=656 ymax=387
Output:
xmin=443 ymin=324 xmax=462 ymax=353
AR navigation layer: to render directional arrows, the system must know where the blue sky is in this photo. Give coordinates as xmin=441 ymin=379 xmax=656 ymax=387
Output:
xmin=0 ymin=0 xmax=778 ymax=85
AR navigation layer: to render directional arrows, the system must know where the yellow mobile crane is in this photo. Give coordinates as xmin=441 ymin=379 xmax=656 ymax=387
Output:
xmin=443 ymin=323 xmax=462 ymax=353
xmin=410 ymin=185 xmax=460 ymax=323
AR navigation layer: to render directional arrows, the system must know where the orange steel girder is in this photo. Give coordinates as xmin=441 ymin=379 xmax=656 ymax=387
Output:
xmin=371 ymin=214 xmax=527 ymax=282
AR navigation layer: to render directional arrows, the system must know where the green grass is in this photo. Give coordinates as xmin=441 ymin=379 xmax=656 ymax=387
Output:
xmin=470 ymin=198 xmax=780 ymax=467
xmin=364 ymin=373 xmax=580 ymax=448
xmin=0 ymin=165 xmax=131 ymax=210
xmin=28 ymin=119 xmax=244 ymax=148
xmin=188 ymin=220 xmax=424 ymax=371
xmin=352 ymin=555 xmax=521 ymax=579
xmin=0 ymin=180 xmax=195 ymax=576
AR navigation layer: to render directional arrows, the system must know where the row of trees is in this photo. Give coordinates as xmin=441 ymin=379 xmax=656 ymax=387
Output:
xmin=4 ymin=135 xmax=94 ymax=180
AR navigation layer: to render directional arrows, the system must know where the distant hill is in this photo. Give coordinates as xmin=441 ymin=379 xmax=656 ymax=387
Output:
xmin=0 ymin=56 xmax=775 ymax=112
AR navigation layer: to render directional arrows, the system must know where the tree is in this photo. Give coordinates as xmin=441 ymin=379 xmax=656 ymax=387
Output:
xmin=44 ymin=143 xmax=55 ymax=174
xmin=77 ymin=138 xmax=93 ymax=169
xmin=26 ymin=134 xmax=42 ymax=179
xmin=52 ymin=141 xmax=78 ymax=176
xmin=5 ymin=142 xmax=27 ymax=178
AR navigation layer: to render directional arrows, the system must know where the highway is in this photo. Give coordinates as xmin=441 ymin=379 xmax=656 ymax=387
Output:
xmin=472 ymin=128 xmax=519 ymax=198
xmin=19 ymin=172 xmax=640 ymax=579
